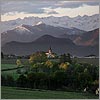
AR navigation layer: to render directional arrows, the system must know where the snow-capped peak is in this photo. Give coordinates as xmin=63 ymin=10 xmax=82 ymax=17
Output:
xmin=0 ymin=14 xmax=99 ymax=33
xmin=36 ymin=21 xmax=45 ymax=25
xmin=14 ymin=24 xmax=31 ymax=34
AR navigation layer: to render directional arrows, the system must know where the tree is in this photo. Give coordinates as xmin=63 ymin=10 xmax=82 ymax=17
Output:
xmin=29 ymin=52 xmax=47 ymax=63
xmin=59 ymin=62 xmax=70 ymax=70
xmin=35 ymin=72 xmax=48 ymax=89
xmin=16 ymin=74 xmax=27 ymax=88
xmin=31 ymin=63 xmax=40 ymax=72
xmin=51 ymin=61 xmax=59 ymax=72
xmin=45 ymin=60 xmax=53 ymax=68
xmin=59 ymin=53 xmax=72 ymax=63
xmin=16 ymin=59 xmax=22 ymax=67
xmin=66 ymin=53 xmax=72 ymax=63
xmin=78 ymin=72 xmax=93 ymax=89
xmin=47 ymin=74 xmax=57 ymax=90
xmin=59 ymin=54 xmax=67 ymax=63
xmin=1 ymin=75 xmax=6 ymax=86
xmin=44 ymin=60 xmax=54 ymax=73
xmin=1 ymin=52 xmax=4 ymax=59
xmin=53 ymin=71 xmax=67 ymax=88
xmin=87 ymin=64 xmax=99 ymax=81
xmin=6 ymin=75 xmax=15 ymax=87
xmin=65 ymin=64 xmax=76 ymax=88
xmin=27 ymin=73 xmax=37 ymax=88
xmin=27 ymin=72 xmax=48 ymax=89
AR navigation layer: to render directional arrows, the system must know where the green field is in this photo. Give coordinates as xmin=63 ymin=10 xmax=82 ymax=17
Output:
xmin=1 ymin=86 xmax=99 ymax=99
xmin=1 ymin=63 xmax=19 ymax=80
xmin=2 ymin=70 xmax=19 ymax=80
xmin=1 ymin=64 xmax=17 ymax=70
xmin=1 ymin=59 xmax=25 ymax=80
xmin=73 ymin=58 xmax=99 ymax=66
xmin=1 ymin=59 xmax=28 ymax=64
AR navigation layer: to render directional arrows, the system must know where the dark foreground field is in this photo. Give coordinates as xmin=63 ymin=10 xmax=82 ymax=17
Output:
xmin=1 ymin=86 xmax=99 ymax=99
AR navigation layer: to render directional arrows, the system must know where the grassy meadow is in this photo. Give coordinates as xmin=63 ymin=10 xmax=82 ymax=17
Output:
xmin=1 ymin=64 xmax=17 ymax=70
xmin=1 ymin=63 xmax=19 ymax=80
xmin=1 ymin=59 xmax=28 ymax=80
xmin=73 ymin=58 xmax=99 ymax=66
xmin=1 ymin=86 xmax=99 ymax=99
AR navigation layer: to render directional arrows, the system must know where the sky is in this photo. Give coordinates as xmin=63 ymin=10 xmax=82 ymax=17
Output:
xmin=1 ymin=0 xmax=99 ymax=21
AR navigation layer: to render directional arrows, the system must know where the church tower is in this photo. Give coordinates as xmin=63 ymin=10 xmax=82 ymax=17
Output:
xmin=48 ymin=46 xmax=52 ymax=54
xmin=46 ymin=46 xmax=55 ymax=58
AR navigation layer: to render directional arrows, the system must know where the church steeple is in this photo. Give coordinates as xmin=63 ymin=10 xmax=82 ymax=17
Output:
xmin=49 ymin=46 xmax=52 ymax=54
xmin=45 ymin=46 xmax=55 ymax=58
xmin=50 ymin=46 xmax=52 ymax=51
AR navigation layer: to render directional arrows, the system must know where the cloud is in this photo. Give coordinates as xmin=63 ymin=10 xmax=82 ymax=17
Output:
xmin=43 ymin=7 xmax=59 ymax=15
xmin=53 ymin=1 xmax=99 ymax=9
xmin=47 ymin=11 xmax=59 ymax=15
xmin=1 ymin=0 xmax=99 ymax=15
xmin=1 ymin=1 xmax=47 ymax=14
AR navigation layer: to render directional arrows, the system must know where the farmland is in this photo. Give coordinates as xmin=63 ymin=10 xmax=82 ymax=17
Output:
xmin=1 ymin=58 xmax=28 ymax=64
xmin=1 ymin=64 xmax=17 ymax=70
xmin=73 ymin=58 xmax=99 ymax=66
xmin=1 ymin=86 xmax=99 ymax=99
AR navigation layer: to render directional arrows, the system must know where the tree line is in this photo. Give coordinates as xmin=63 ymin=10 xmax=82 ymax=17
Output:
xmin=1 ymin=52 xmax=99 ymax=95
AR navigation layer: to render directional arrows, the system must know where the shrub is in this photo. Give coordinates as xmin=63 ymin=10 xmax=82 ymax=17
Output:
xmin=16 ymin=74 xmax=27 ymax=88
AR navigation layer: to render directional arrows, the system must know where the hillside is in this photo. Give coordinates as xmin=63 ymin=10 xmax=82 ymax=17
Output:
xmin=1 ymin=23 xmax=85 ymax=46
xmin=74 ymin=28 xmax=99 ymax=46
xmin=2 ymin=35 xmax=99 ymax=56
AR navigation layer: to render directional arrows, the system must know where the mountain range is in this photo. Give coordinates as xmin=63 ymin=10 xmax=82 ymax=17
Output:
xmin=1 ymin=14 xmax=99 ymax=33
xmin=1 ymin=23 xmax=85 ymax=46
xmin=1 ymin=14 xmax=99 ymax=56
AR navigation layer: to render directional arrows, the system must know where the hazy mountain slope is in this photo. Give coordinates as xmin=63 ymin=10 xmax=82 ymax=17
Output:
xmin=74 ymin=28 xmax=99 ymax=46
xmin=2 ymin=35 xmax=99 ymax=56
xmin=1 ymin=23 xmax=85 ymax=46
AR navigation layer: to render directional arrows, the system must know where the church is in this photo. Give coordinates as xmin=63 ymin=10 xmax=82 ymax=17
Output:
xmin=45 ymin=47 xmax=55 ymax=58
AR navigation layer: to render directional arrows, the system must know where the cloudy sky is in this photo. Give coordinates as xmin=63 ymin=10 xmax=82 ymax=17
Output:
xmin=1 ymin=0 xmax=99 ymax=21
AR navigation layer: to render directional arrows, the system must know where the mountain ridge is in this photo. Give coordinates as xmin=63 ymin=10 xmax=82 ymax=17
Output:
xmin=1 ymin=14 xmax=99 ymax=33
xmin=73 ymin=28 xmax=99 ymax=46
xmin=1 ymin=23 xmax=85 ymax=46
xmin=2 ymin=34 xmax=99 ymax=56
